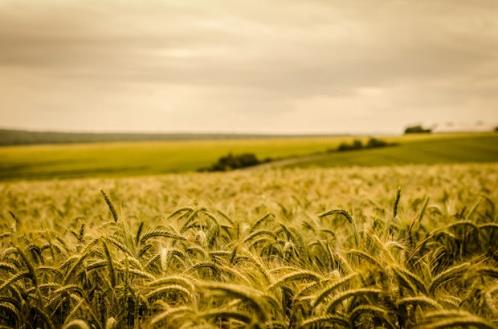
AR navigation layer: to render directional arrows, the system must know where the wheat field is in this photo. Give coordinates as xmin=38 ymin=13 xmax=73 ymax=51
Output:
xmin=0 ymin=164 xmax=497 ymax=328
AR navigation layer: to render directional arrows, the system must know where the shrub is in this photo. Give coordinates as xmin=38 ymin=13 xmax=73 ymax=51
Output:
xmin=365 ymin=137 xmax=388 ymax=149
xmin=404 ymin=125 xmax=432 ymax=134
xmin=202 ymin=153 xmax=269 ymax=172
xmin=337 ymin=140 xmax=363 ymax=152
xmin=336 ymin=138 xmax=394 ymax=152
xmin=352 ymin=139 xmax=363 ymax=150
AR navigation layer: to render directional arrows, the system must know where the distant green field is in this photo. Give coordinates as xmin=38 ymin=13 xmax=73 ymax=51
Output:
xmin=0 ymin=132 xmax=496 ymax=180
xmin=279 ymin=134 xmax=498 ymax=168
xmin=0 ymin=136 xmax=356 ymax=180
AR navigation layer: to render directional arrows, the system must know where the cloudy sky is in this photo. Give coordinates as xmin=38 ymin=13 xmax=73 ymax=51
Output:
xmin=0 ymin=0 xmax=497 ymax=134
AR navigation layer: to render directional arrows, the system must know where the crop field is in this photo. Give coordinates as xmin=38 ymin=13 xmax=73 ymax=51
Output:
xmin=0 ymin=163 xmax=497 ymax=328
xmin=0 ymin=132 xmax=497 ymax=180
xmin=283 ymin=134 xmax=498 ymax=168
xmin=0 ymin=136 xmax=354 ymax=180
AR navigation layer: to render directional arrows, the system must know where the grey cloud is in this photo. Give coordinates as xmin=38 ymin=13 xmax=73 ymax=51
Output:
xmin=0 ymin=0 xmax=497 ymax=133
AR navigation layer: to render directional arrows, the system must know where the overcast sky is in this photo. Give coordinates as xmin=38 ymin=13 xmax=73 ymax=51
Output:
xmin=0 ymin=0 xmax=497 ymax=134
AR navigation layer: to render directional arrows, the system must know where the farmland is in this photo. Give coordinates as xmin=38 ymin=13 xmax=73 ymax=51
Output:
xmin=0 ymin=132 xmax=497 ymax=180
xmin=0 ymin=164 xmax=497 ymax=328
xmin=0 ymin=131 xmax=497 ymax=328
xmin=1 ymin=0 xmax=496 ymax=327
xmin=281 ymin=134 xmax=498 ymax=168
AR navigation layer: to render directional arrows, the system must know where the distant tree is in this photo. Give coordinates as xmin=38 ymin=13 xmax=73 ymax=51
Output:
xmin=202 ymin=153 xmax=268 ymax=172
xmin=352 ymin=139 xmax=363 ymax=150
xmin=495 ymin=126 xmax=498 ymax=132
xmin=365 ymin=137 xmax=388 ymax=148
xmin=337 ymin=143 xmax=351 ymax=152
xmin=337 ymin=140 xmax=363 ymax=152
xmin=404 ymin=125 xmax=432 ymax=134
xmin=336 ymin=138 xmax=394 ymax=152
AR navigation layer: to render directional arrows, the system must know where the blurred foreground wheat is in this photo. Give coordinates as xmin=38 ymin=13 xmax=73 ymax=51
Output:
xmin=0 ymin=164 xmax=496 ymax=328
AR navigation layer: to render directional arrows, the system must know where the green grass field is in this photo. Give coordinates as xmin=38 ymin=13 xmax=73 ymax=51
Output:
xmin=0 ymin=137 xmax=352 ymax=180
xmin=281 ymin=134 xmax=498 ymax=168
xmin=0 ymin=132 xmax=496 ymax=180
